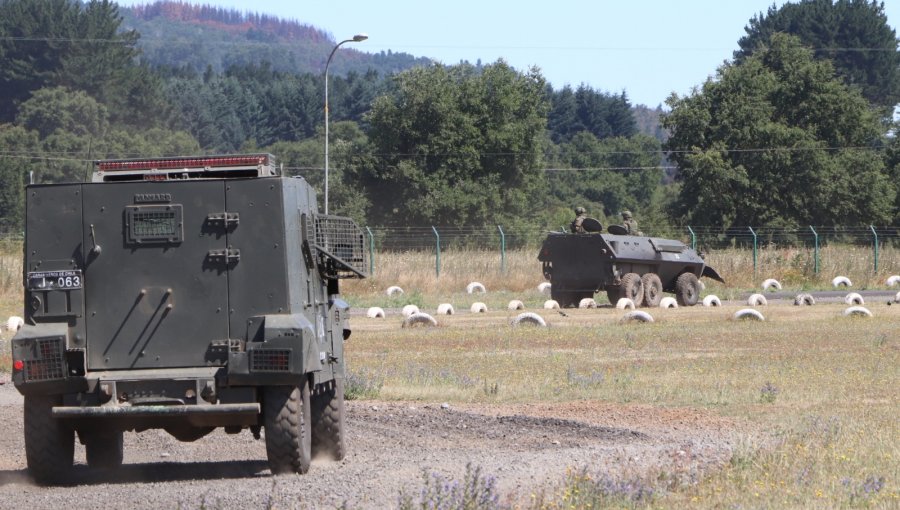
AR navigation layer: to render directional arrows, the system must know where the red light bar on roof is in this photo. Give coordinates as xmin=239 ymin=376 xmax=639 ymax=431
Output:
xmin=91 ymin=154 xmax=278 ymax=182
xmin=96 ymin=155 xmax=270 ymax=172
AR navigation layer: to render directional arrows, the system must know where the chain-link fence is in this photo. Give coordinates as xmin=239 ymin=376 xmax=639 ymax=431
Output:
xmin=3 ymin=225 xmax=897 ymax=277
xmin=349 ymin=224 xmax=900 ymax=279
xmin=362 ymin=225 xmax=899 ymax=250
xmin=4 ymin=226 xmax=895 ymax=251
xmin=679 ymin=226 xmax=900 ymax=250
xmin=0 ymin=232 xmax=23 ymax=252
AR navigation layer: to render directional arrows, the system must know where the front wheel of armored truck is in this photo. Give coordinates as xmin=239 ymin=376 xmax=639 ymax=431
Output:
xmin=675 ymin=272 xmax=701 ymax=306
xmin=264 ymin=383 xmax=312 ymax=475
xmin=24 ymin=394 xmax=74 ymax=484
xmin=606 ymin=287 xmax=621 ymax=305
xmin=311 ymin=378 xmax=346 ymax=460
xmin=82 ymin=428 xmax=124 ymax=469
xmin=621 ymin=273 xmax=645 ymax=306
xmin=641 ymin=273 xmax=663 ymax=307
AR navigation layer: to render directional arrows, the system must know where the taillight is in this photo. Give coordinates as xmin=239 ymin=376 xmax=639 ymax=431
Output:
xmin=13 ymin=360 xmax=24 ymax=371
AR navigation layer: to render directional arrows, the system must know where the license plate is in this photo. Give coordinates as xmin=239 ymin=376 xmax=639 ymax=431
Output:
xmin=27 ymin=270 xmax=83 ymax=291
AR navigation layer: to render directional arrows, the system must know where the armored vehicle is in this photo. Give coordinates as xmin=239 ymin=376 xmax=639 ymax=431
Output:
xmin=538 ymin=223 xmax=723 ymax=308
xmin=10 ymin=154 xmax=367 ymax=482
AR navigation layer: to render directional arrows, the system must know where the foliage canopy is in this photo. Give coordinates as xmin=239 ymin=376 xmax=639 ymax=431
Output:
xmin=665 ymin=33 xmax=894 ymax=228
xmin=735 ymin=0 xmax=900 ymax=112
xmin=353 ymin=62 xmax=550 ymax=227
xmin=2 ymin=0 xmax=899 ymax=233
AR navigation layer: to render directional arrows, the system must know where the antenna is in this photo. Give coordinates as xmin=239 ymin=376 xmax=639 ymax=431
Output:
xmin=84 ymin=136 xmax=93 ymax=182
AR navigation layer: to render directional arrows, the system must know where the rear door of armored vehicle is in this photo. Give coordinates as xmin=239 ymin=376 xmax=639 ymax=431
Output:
xmin=81 ymin=181 xmax=231 ymax=370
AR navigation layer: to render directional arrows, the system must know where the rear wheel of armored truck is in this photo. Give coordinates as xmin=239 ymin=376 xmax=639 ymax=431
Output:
xmin=81 ymin=428 xmax=124 ymax=469
xmin=550 ymin=288 xmax=570 ymax=308
xmin=675 ymin=272 xmax=701 ymax=306
xmin=24 ymin=394 xmax=74 ymax=484
xmin=311 ymin=379 xmax=346 ymax=460
xmin=551 ymin=288 xmax=580 ymax=308
xmin=264 ymin=383 xmax=312 ymax=474
xmin=621 ymin=273 xmax=645 ymax=306
xmin=641 ymin=273 xmax=663 ymax=307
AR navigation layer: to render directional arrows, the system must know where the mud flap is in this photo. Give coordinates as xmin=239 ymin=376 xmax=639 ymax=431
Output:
xmin=702 ymin=265 xmax=725 ymax=284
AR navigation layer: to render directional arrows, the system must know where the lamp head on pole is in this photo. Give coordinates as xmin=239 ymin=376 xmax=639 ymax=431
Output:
xmin=324 ymin=33 xmax=368 ymax=215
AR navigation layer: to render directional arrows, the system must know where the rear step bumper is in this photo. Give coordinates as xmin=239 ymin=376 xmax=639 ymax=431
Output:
xmin=53 ymin=403 xmax=259 ymax=418
xmin=52 ymin=403 xmax=260 ymax=428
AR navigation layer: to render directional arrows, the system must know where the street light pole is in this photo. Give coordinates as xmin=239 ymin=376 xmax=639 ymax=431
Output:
xmin=324 ymin=33 xmax=368 ymax=215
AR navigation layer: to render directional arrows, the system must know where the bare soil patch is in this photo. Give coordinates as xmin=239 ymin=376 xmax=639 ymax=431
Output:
xmin=0 ymin=382 xmax=744 ymax=508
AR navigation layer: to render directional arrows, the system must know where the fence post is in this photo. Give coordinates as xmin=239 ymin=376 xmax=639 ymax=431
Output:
xmin=870 ymin=225 xmax=879 ymax=272
xmin=497 ymin=225 xmax=506 ymax=274
xmin=431 ymin=226 xmax=441 ymax=278
xmin=687 ymin=226 xmax=696 ymax=251
xmin=748 ymin=227 xmax=758 ymax=274
xmin=365 ymin=226 xmax=375 ymax=276
xmin=809 ymin=226 xmax=818 ymax=274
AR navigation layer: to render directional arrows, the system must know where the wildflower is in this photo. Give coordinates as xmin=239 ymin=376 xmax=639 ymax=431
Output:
xmin=759 ymin=382 xmax=779 ymax=403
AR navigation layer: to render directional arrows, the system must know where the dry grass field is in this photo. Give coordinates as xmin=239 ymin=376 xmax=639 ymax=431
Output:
xmin=1 ymin=242 xmax=898 ymax=507
xmin=0 ymin=243 xmax=21 ymax=371
xmin=334 ymin=246 xmax=899 ymax=508
xmin=349 ymin=302 xmax=898 ymax=508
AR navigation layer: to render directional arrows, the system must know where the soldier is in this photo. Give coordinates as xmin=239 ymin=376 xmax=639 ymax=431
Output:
xmin=621 ymin=210 xmax=639 ymax=235
xmin=571 ymin=206 xmax=588 ymax=233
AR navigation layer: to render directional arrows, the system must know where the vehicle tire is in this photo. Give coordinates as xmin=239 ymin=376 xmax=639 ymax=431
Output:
xmin=675 ymin=272 xmax=701 ymax=306
xmin=606 ymin=287 xmax=621 ymax=305
xmin=264 ymin=382 xmax=312 ymax=475
xmin=82 ymin=429 xmax=124 ymax=469
xmin=551 ymin=288 xmax=576 ymax=308
xmin=24 ymin=394 xmax=74 ymax=484
xmin=311 ymin=378 xmax=346 ymax=460
xmin=620 ymin=273 xmax=644 ymax=306
xmin=640 ymin=273 xmax=663 ymax=308
xmin=576 ymin=292 xmax=595 ymax=306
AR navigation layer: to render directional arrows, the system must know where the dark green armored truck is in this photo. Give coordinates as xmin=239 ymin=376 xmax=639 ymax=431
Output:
xmin=10 ymin=154 xmax=366 ymax=482
xmin=538 ymin=226 xmax=724 ymax=308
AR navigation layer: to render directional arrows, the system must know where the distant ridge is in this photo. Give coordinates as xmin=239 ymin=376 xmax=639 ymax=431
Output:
xmin=127 ymin=1 xmax=330 ymax=42
xmin=120 ymin=1 xmax=430 ymax=76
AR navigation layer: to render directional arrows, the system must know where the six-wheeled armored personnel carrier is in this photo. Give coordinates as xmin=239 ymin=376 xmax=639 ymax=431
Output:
xmin=10 ymin=154 xmax=366 ymax=482
xmin=538 ymin=225 xmax=723 ymax=308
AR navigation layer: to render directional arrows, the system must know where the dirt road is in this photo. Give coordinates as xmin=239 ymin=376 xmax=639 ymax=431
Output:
xmin=0 ymin=379 xmax=742 ymax=509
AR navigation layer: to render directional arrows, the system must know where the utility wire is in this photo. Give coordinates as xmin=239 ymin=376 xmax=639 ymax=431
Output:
xmin=0 ymin=145 xmax=891 ymax=159
xmin=1 ymin=35 xmax=897 ymax=53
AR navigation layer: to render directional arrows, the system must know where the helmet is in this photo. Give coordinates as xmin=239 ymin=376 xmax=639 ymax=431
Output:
xmin=575 ymin=206 xmax=586 ymax=215
xmin=622 ymin=210 xmax=632 ymax=219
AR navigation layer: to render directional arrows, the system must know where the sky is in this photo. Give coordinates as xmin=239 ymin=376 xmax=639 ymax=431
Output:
xmin=114 ymin=0 xmax=900 ymax=108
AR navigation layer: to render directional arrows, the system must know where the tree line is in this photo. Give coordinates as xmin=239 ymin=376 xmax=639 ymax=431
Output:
xmin=0 ymin=0 xmax=898 ymax=234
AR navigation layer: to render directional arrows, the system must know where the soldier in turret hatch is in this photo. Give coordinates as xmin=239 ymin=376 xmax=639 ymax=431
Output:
xmin=621 ymin=210 xmax=639 ymax=235
xmin=571 ymin=206 xmax=588 ymax=233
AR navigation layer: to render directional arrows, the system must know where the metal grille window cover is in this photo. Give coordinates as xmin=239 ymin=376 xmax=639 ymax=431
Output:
xmin=126 ymin=205 xmax=183 ymax=244
xmin=250 ymin=349 xmax=292 ymax=372
xmin=25 ymin=339 xmax=65 ymax=381
xmin=313 ymin=215 xmax=368 ymax=278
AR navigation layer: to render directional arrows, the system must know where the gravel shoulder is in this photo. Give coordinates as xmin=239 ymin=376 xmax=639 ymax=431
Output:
xmin=0 ymin=381 xmax=746 ymax=509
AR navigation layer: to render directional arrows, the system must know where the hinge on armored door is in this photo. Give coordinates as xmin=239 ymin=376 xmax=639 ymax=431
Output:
xmin=207 ymin=248 xmax=241 ymax=264
xmin=206 ymin=212 xmax=240 ymax=230
xmin=206 ymin=338 xmax=244 ymax=365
